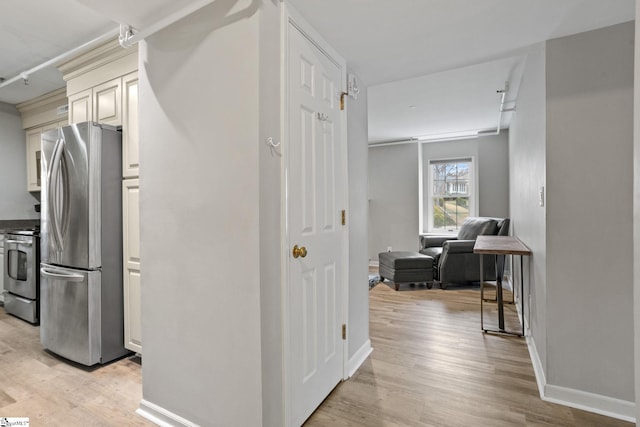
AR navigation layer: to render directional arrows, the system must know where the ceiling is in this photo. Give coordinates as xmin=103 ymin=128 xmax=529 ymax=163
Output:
xmin=0 ymin=0 xmax=635 ymax=142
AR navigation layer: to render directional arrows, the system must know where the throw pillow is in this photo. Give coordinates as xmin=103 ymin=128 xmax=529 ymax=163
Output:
xmin=457 ymin=217 xmax=498 ymax=240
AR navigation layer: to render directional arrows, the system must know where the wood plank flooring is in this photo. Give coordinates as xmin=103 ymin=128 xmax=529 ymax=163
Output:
xmin=0 ymin=282 xmax=633 ymax=426
xmin=305 ymin=281 xmax=633 ymax=427
xmin=0 ymin=307 xmax=152 ymax=425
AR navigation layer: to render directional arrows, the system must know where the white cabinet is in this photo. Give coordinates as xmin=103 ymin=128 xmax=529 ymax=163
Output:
xmin=123 ymin=179 xmax=142 ymax=353
xmin=68 ymin=89 xmax=92 ymax=124
xmin=93 ymin=77 xmax=122 ymax=125
xmin=68 ymin=77 xmax=122 ymax=126
xmin=26 ymin=128 xmax=42 ymax=192
xmin=122 ymin=71 xmax=139 ymax=178
xmin=25 ymin=121 xmax=67 ymax=192
xmin=121 ymin=71 xmax=140 ymax=352
xmin=16 ymin=89 xmax=69 ymax=192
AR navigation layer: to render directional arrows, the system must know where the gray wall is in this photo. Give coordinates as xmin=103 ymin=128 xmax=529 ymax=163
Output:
xmin=0 ymin=103 xmax=38 ymax=220
xmin=509 ymin=43 xmax=547 ymax=371
xmin=346 ymin=72 xmax=370 ymax=361
xmin=478 ymin=135 xmax=509 ymax=217
xmin=368 ymin=143 xmax=419 ymax=260
xmin=368 ymin=135 xmax=509 ymax=261
xmin=634 ymin=3 xmax=640 ymax=421
xmin=139 ymin=2 xmax=264 ymax=425
xmin=546 ymin=22 xmax=634 ymax=401
xmin=258 ymin=1 xmax=283 ymax=426
xmin=138 ymin=2 xmax=370 ymax=425
xmin=420 ymin=134 xmax=509 ymax=230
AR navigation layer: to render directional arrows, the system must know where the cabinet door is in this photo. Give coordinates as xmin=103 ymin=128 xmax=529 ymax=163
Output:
xmin=123 ymin=178 xmax=142 ymax=353
xmin=122 ymin=72 xmax=139 ymax=178
xmin=68 ymin=89 xmax=92 ymax=124
xmin=93 ymin=77 xmax=122 ymax=125
xmin=26 ymin=128 xmax=42 ymax=191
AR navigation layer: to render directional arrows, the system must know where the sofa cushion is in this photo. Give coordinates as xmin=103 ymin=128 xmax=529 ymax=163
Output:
xmin=496 ymin=218 xmax=510 ymax=236
xmin=457 ymin=217 xmax=498 ymax=240
xmin=419 ymin=247 xmax=442 ymax=270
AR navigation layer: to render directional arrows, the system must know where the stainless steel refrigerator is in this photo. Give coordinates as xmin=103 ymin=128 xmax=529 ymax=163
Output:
xmin=40 ymin=122 xmax=129 ymax=366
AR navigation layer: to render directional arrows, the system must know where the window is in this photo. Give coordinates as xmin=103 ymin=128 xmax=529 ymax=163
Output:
xmin=425 ymin=157 xmax=476 ymax=233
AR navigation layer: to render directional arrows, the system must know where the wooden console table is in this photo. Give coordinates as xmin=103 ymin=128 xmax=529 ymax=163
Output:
xmin=473 ymin=235 xmax=531 ymax=336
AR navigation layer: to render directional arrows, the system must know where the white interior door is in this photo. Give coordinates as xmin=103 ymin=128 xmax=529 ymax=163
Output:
xmin=287 ymin=15 xmax=347 ymax=426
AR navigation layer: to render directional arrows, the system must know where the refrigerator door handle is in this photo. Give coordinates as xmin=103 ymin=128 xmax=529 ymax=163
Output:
xmin=47 ymin=138 xmax=65 ymax=251
xmin=40 ymin=267 xmax=86 ymax=282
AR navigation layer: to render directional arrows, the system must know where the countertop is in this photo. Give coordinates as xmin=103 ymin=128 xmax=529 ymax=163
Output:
xmin=0 ymin=219 xmax=39 ymax=233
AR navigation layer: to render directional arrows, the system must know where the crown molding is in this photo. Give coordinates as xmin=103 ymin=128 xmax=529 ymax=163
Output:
xmin=57 ymin=37 xmax=138 ymax=83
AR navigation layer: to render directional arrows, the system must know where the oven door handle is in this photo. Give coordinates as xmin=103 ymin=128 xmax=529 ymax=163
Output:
xmin=5 ymin=240 xmax=32 ymax=246
xmin=40 ymin=268 xmax=85 ymax=282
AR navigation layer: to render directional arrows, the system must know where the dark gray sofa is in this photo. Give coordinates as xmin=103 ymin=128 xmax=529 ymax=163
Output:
xmin=419 ymin=217 xmax=510 ymax=289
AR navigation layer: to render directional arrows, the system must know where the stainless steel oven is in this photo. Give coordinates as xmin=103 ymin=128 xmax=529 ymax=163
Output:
xmin=4 ymin=230 xmax=40 ymax=324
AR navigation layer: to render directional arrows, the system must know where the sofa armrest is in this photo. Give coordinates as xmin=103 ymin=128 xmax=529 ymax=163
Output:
xmin=442 ymin=239 xmax=476 ymax=254
xmin=420 ymin=235 xmax=456 ymax=249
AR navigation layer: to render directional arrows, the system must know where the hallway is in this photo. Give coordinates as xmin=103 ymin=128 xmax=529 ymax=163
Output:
xmin=305 ymin=282 xmax=631 ymax=426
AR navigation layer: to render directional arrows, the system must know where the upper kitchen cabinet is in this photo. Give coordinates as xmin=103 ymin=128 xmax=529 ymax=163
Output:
xmin=16 ymin=88 xmax=69 ymax=192
xmin=58 ymin=38 xmax=137 ymax=126
xmin=68 ymin=89 xmax=92 ymax=124
xmin=69 ymin=77 xmax=121 ymax=125
xmin=59 ymin=38 xmax=139 ymax=177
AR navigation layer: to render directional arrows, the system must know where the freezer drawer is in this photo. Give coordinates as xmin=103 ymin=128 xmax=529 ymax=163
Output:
xmin=40 ymin=264 xmax=101 ymax=366
xmin=4 ymin=292 xmax=37 ymax=324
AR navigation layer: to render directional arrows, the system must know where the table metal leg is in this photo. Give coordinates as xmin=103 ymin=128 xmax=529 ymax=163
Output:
xmin=520 ymin=255 xmax=525 ymax=337
xmin=480 ymin=254 xmax=484 ymax=331
xmin=496 ymin=254 xmax=505 ymax=330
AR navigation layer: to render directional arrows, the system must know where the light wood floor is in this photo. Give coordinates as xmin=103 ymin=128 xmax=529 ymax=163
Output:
xmin=0 ymin=283 xmax=633 ymax=426
xmin=305 ymin=280 xmax=633 ymax=427
xmin=0 ymin=307 xmax=153 ymax=425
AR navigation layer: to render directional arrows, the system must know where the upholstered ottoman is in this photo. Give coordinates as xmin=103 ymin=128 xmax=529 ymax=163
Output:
xmin=378 ymin=251 xmax=434 ymax=291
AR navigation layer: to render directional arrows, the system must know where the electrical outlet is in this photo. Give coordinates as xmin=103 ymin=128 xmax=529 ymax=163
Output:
xmin=387 ymin=246 xmax=392 ymax=252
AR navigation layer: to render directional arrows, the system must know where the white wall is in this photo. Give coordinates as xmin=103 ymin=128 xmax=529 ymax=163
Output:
xmin=138 ymin=1 xmax=264 ymax=425
xmin=346 ymin=72 xmax=370 ymax=363
xmin=0 ymin=103 xmax=38 ymax=220
xmin=508 ymin=42 xmax=547 ymax=372
xmin=546 ymin=21 xmax=634 ymax=403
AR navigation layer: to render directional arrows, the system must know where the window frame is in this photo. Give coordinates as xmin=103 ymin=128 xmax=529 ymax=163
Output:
xmin=420 ymin=154 xmax=478 ymax=235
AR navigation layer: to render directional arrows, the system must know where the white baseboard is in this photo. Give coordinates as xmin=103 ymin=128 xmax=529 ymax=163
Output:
xmin=526 ymin=334 xmax=546 ymax=399
xmin=526 ymin=335 xmax=635 ymax=423
xmin=369 ymin=261 xmax=379 ymax=268
xmin=544 ymin=384 xmax=635 ymax=423
xmin=347 ymin=339 xmax=372 ymax=378
xmin=137 ymin=399 xmax=199 ymax=427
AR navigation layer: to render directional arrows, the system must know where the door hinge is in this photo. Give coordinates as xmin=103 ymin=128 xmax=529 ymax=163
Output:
xmin=341 ymin=209 xmax=346 ymax=226
xmin=340 ymin=92 xmax=347 ymax=111
xmin=342 ymin=324 xmax=347 ymax=340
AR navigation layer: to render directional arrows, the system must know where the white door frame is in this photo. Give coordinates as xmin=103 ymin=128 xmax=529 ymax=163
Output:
xmin=280 ymin=2 xmax=350 ymax=425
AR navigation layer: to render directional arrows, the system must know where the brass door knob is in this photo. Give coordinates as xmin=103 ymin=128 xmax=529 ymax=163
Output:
xmin=292 ymin=245 xmax=308 ymax=258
